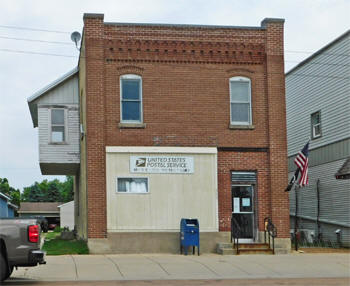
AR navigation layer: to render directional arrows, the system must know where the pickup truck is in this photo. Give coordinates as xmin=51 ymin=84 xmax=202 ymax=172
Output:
xmin=0 ymin=218 xmax=46 ymax=281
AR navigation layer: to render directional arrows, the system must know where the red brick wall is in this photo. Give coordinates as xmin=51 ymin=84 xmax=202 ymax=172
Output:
xmin=218 ymin=151 xmax=270 ymax=232
xmin=82 ymin=14 xmax=289 ymax=239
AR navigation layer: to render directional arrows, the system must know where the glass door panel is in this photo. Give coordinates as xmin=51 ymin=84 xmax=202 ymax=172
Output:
xmin=232 ymin=185 xmax=254 ymax=239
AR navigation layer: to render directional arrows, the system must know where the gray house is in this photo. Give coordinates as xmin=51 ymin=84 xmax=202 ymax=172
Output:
xmin=27 ymin=67 xmax=80 ymax=175
xmin=286 ymin=30 xmax=350 ymax=247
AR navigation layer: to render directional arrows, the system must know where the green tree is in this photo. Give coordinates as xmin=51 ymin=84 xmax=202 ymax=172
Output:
xmin=22 ymin=176 xmax=74 ymax=203
xmin=61 ymin=176 xmax=74 ymax=202
xmin=0 ymin=178 xmax=21 ymax=206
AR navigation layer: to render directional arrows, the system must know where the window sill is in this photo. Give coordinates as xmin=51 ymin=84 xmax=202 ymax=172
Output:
xmin=119 ymin=123 xmax=146 ymax=129
xmin=229 ymin=124 xmax=255 ymax=130
xmin=49 ymin=142 xmax=68 ymax=145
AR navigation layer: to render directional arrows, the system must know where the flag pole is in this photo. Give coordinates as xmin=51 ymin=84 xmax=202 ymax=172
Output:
xmin=295 ymin=184 xmax=299 ymax=251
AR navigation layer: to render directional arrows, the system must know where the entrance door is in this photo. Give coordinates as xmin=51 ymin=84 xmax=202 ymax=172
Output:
xmin=232 ymin=185 xmax=255 ymax=241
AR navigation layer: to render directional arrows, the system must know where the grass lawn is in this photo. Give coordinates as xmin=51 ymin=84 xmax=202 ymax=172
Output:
xmin=42 ymin=231 xmax=89 ymax=255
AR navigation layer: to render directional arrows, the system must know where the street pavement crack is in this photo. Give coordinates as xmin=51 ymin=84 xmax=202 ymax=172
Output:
xmin=188 ymin=258 xmax=220 ymax=277
xmin=222 ymin=260 xmax=251 ymax=275
xmin=70 ymin=255 xmax=78 ymax=279
xmin=106 ymin=256 xmax=124 ymax=277
xmin=145 ymin=256 xmax=171 ymax=276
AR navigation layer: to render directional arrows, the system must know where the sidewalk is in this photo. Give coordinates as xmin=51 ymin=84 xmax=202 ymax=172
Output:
xmin=10 ymin=253 xmax=350 ymax=282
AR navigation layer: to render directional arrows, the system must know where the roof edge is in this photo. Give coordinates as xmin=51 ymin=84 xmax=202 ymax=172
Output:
xmin=27 ymin=67 xmax=79 ymax=103
xmin=104 ymin=21 xmax=266 ymax=30
xmin=57 ymin=201 xmax=74 ymax=208
xmin=7 ymin=202 xmax=19 ymax=209
xmin=286 ymin=29 xmax=350 ymax=76
xmin=0 ymin=192 xmax=11 ymax=201
xmin=27 ymin=67 xmax=78 ymax=128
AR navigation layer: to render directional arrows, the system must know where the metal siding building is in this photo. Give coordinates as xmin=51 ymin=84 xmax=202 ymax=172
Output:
xmin=286 ymin=30 xmax=350 ymax=247
xmin=0 ymin=195 xmax=8 ymax=217
xmin=0 ymin=193 xmax=17 ymax=217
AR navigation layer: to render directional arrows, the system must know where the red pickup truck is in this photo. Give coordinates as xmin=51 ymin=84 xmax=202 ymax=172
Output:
xmin=0 ymin=218 xmax=46 ymax=281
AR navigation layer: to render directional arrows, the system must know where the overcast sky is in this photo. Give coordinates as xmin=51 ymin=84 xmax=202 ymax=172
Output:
xmin=0 ymin=0 xmax=349 ymax=191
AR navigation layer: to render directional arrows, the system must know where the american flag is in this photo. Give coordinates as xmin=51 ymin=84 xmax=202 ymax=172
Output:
xmin=285 ymin=142 xmax=309 ymax=191
xmin=294 ymin=142 xmax=309 ymax=186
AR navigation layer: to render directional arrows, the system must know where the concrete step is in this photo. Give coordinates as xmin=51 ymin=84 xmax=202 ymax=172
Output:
xmin=238 ymin=248 xmax=274 ymax=255
xmin=217 ymin=242 xmax=233 ymax=249
xmin=217 ymin=242 xmax=273 ymax=255
xmin=217 ymin=248 xmax=236 ymax=255
xmin=239 ymin=243 xmax=270 ymax=249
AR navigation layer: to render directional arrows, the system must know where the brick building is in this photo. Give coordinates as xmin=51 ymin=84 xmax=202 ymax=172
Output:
xmin=28 ymin=13 xmax=290 ymax=254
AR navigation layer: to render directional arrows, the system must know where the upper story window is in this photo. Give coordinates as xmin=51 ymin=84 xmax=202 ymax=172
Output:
xmin=229 ymin=77 xmax=252 ymax=125
xmin=120 ymin=74 xmax=142 ymax=123
xmin=311 ymin=111 xmax=321 ymax=139
xmin=51 ymin=108 xmax=66 ymax=142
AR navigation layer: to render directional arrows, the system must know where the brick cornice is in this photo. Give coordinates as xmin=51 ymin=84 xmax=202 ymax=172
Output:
xmin=104 ymin=39 xmax=265 ymax=64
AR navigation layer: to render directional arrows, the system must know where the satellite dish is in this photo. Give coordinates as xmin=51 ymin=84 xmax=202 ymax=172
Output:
xmin=71 ymin=31 xmax=81 ymax=49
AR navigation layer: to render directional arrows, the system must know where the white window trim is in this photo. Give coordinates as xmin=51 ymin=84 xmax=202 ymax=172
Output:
xmin=312 ymin=123 xmax=321 ymax=138
xmin=49 ymin=107 xmax=68 ymax=144
xmin=120 ymin=74 xmax=143 ymax=123
xmin=311 ymin=111 xmax=322 ymax=139
xmin=116 ymin=176 xmax=149 ymax=194
xmin=229 ymin=76 xmax=252 ymax=125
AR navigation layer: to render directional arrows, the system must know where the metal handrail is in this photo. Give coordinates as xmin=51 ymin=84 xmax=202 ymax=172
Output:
xmin=231 ymin=214 xmax=241 ymax=254
xmin=264 ymin=217 xmax=277 ymax=254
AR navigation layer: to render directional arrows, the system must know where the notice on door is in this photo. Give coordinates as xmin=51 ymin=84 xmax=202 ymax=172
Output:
xmin=130 ymin=156 xmax=194 ymax=174
xmin=242 ymin=198 xmax=250 ymax=207
xmin=233 ymin=198 xmax=240 ymax=213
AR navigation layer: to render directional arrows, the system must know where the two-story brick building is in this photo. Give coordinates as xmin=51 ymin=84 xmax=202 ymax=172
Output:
xmin=28 ymin=13 xmax=290 ymax=254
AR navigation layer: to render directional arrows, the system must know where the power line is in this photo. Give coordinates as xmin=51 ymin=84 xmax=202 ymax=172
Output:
xmin=0 ymin=48 xmax=76 ymax=58
xmin=0 ymin=24 xmax=349 ymax=58
xmin=0 ymin=48 xmax=349 ymax=80
xmin=0 ymin=24 xmax=70 ymax=34
xmin=0 ymin=35 xmax=72 ymax=45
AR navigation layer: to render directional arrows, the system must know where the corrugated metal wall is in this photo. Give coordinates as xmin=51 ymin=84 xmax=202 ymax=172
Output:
xmin=0 ymin=198 xmax=8 ymax=217
xmin=289 ymin=159 xmax=350 ymax=246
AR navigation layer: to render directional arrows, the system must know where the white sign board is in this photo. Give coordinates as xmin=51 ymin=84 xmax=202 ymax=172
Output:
xmin=130 ymin=156 xmax=194 ymax=174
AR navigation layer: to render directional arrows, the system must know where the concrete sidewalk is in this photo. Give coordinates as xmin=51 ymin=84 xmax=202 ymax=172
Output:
xmin=9 ymin=253 xmax=350 ymax=282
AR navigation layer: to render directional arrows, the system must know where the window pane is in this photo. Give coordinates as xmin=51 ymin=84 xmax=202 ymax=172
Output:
xmin=230 ymin=81 xmax=249 ymax=102
xmin=122 ymin=101 xmax=141 ymax=121
xmin=51 ymin=109 xmax=64 ymax=125
xmin=311 ymin=112 xmax=320 ymax=124
xmin=231 ymin=103 xmax=250 ymax=123
xmin=118 ymin=178 xmax=148 ymax=193
xmin=122 ymin=79 xmax=140 ymax=100
xmin=313 ymin=124 xmax=321 ymax=137
xmin=51 ymin=126 xmax=65 ymax=142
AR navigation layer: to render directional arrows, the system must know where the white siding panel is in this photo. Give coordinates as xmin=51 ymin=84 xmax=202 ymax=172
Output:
xmin=286 ymin=34 xmax=350 ymax=155
xmin=35 ymin=75 xmax=78 ymax=105
xmin=38 ymin=105 xmax=80 ymax=164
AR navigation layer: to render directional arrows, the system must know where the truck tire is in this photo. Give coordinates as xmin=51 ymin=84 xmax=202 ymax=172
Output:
xmin=0 ymin=252 xmax=8 ymax=281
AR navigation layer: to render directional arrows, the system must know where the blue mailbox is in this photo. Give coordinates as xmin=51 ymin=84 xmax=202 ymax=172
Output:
xmin=180 ymin=218 xmax=199 ymax=255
